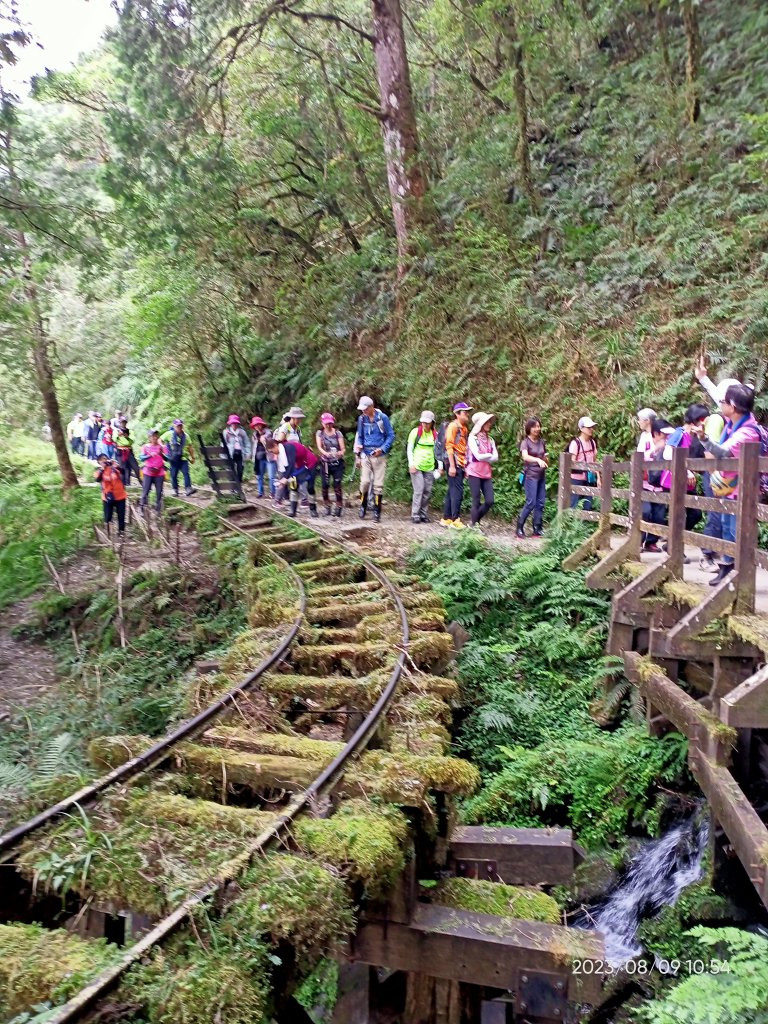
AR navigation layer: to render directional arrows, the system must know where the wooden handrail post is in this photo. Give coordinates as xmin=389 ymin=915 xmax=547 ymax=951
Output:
xmin=734 ymin=441 xmax=759 ymax=614
xmin=558 ymin=452 xmax=572 ymax=514
xmin=627 ymin=451 xmax=644 ymax=556
xmin=598 ymin=454 xmax=614 ymax=546
xmin=666 ymin=445 xmax=687 ymax=576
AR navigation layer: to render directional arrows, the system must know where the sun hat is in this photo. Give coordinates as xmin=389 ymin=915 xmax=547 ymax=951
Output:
xmin=637 ymin=408 xmax=656 ymax=421
xmin=357 ymin=396 xmax=374 ymax=411
xmin=419 ymin=410 xmax=435 ymax=423
xmin=227 ymin=414 xmax=241 ymax=426
xmin=147 ymin=428 xmax=159 ymax=438
xmin=713 ymin=378 xmax=742 ymax=404
xmin=453 ymin=401 xmax=473 ymax=413
xmin=250 ymin=416 xmax=266 ymax=428
xmin=578 ymin=416 xmax=597 ymax=429
xmin=288 ymin=406 xmax=306 ymax=419
xmin=320 ymin=412 xmax=336 ymax=425
xmin=173 ymin=418 xmax=183 ymax=426
xmin=471 ymin=412 xmax=496 ymax=434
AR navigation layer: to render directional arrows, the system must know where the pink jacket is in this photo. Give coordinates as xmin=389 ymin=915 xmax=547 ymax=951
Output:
xmin=466 ymin=433 xmax=498 ymax=479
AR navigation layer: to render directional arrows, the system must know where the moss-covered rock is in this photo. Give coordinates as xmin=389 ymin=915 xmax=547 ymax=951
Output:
xmin=293 ymin=800 xmax=409 ymax=897
xmin=431 ymin=878 xmax=561 ymax=923
xmin=0 ymin=924 xmax=119 ymax=1021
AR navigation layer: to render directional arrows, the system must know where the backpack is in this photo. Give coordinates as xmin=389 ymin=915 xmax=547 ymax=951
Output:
xmin=569 ymin=437 xmax=598 ymax=485
xmin=752 ymin=423 xmax=768 ymax=496
xmin=433 ymin=421 xmax=451 ymax=466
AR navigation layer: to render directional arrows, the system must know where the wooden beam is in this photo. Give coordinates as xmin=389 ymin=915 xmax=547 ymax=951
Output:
xmin=557 ymin=452 xmax=572 ymax=513
xmin=689 ymin=753 xmax=768 ymax=907
xmin=448 ymin=826 xmax=578 ymax=886
xmin=623 ymin=652 xmax=734 ymax=765
xmin=734 ymin=442 xmax=760 ymax=614
xmin=353 ymin=904 xmax=604 ymax=1004
xmin=665 ymin=571 xmax=738 ymax=643
xmin=720 ymin=665 xmax=768 ymax=728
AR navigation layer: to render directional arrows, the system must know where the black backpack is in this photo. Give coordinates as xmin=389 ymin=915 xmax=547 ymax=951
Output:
xmin=434 ymin=421 xmax=451 ymax=466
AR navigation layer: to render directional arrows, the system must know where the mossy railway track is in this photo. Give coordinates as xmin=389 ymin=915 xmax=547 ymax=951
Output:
xmin=0 ymin=499 xmax=474 ymax=1023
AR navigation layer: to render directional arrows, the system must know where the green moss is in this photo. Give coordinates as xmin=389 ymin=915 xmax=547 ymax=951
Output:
xmin=636 ymin=881 xmax=734 ymax=962
xmin=661 ymin=579 xmax=707 ymax=609
xmin=308 ymin=599 xmax=391 ymax=625
xmin=201 ymin=727 xmax=345 ymax=761
xmin=0 ymin=923 xmax=119 ymax=1020
xmin=16 ymin=791 xmax=278 ymax=917
xmin=408 ymin=631 xmax=454 ymax=669
xmin=219 ymin=628 xmax=284 ymax=675
xmin=432 ymin=878 xmax=561 ymax=924
xmin=291 ymin=641 xmax=394 ymax=675
xmin=262 ymin=673 xmax=383 ymax=709
xmin=293 ymin=801 xmax=409 ymax=897
xmin=347 ymin=749 xmax=480 ymax=804
xmin=729 ymin=614 xmax=768 ymax=655
xmin=311 ymin=580 xmax=382 ymax=598
xmin=228 ymin=852 xmax=354 ymax=955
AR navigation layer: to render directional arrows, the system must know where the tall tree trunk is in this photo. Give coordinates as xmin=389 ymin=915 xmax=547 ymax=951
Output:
xmin=499 ymin=4 xmax=538 ymax=210
xmin=654 ymin=1 xmax=674 ymax=90
xmin=18 ymin=235 xmax=80 ymax=489
xmin=682 ymin=0 xmax=702 ymax=124
xmin=370 ymin=0 xmax=429 ymax=270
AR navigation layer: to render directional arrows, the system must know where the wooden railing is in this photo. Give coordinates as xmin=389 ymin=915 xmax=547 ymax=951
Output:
xmin=557 ymin=442 xmax=768 ymax=616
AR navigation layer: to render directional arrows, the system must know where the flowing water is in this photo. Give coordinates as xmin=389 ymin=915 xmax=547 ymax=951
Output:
xmin=578 ymin=815 xmax=709 ymax=965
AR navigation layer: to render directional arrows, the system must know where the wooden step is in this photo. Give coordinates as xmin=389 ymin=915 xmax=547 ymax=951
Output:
xmin=448 ymin=826 xmax=581 ymax=886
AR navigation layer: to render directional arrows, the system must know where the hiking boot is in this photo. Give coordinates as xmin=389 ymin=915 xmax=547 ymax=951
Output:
xmin=309 ymin=503 xmax=319 ymax=519
xmin=515 ymin=529 xmax=526 ymax=539
xmin=333 ymin=505 xmax=342 ymax=518
xmin=185 ymin=487 xmax=197 ymax=496
xmin=439 ymin=518 xmax=453 ymax=528
xmin=532 ymin=531 xmax=543 ymax=538
xmin=287 ymin=502 xmax=298 ymax=518
xmin=709 ymin=563 xmax=734 ymax=586
xmin=643 ymin=543 xmax=661 ymax=553
xmin=358 ymin=496 xmax=367 ymax=519
xmin=373 ymin=496 xmax=382 ymax=523
xmin=411 ymin=517 xmax=422 ymax=524
xmin=172 ymin=489 xmax=179 ymax=497
xmin=323 ymin=504 xmax=333 ymax=516
xmin=419 ymin=512 xmax=430 ymax=523
xmin=450 ymin=519 xmax=465 ymax=530
xmin=700 ymin=553 xmax=718 ymax=572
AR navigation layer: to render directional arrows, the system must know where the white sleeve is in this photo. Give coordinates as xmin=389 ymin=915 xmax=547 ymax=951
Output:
xmin=488 ymin=439 xmax=499 ymax=464
xmin=699 ymin=375 xmax=719 ymax=404
xmin=468 ymin=434 xmax=494 ymax=462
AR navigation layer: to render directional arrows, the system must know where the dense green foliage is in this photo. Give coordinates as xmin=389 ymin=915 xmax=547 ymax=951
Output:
xmin=409 ymin=520 xmax=689 ymax=847
xmin=0 ymin=438 xmax=97 ymax=608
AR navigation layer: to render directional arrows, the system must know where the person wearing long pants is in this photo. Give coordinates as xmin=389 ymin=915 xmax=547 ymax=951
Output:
xmin=407 ymin=412 xmax=439 ymax=524
xmin=440 ymin=402 xmax=472 ymax=528
xmin=316 ymin=413 xmax=346 ymax=516
xmin=517 ymin=417 xmax=548 ymax=538
xmin=139 ymin=430 xmax=168 ymax=513
xmin=466 ymin=412 xmax=499 ymax=527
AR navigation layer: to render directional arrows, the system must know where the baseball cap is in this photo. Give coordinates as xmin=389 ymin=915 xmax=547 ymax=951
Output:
xmin=320 ymin=412 xmax=335 ymax=424
xmin=419 ymin=410 xmax=435 ymax=423
xmin=173 ymin=418 xmax=183 ymax=426
xmin=713 ymin=378 xmax=741 ymax=403
xmin=453 ymin=401 xmax=473 ymax=413
xmin=578 ymin=416 xmax=597 ymax=429
xmin=357 ymin=396 xmax=374 ymax=411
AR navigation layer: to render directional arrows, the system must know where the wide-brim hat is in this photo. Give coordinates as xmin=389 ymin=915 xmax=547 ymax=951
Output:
xmin=713 ymin=378 xmax=741 ymax=403
xmin=227 ymin=414 xmax=241 ymax=425
xmin=288 ymin=406 xmax=306 ymax=419
xmin=471 ymin=412 xmax=495 ymax=434
xmin=250 ymin=416 xmax=267 ymax=428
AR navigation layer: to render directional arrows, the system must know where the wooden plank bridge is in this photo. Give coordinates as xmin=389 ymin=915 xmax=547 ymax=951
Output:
xmin=559 ymin=442 xmax=768 ymax=909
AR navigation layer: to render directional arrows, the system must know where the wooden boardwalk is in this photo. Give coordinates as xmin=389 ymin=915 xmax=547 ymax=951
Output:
xmin=559 ymin=442 xmax=768 ymax=910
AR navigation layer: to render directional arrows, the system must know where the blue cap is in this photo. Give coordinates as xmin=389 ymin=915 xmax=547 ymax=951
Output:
xmin=453 ymin=401 xmax=473 ymax=413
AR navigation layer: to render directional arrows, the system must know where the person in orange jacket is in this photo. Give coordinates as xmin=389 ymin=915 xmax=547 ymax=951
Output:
xmin=95 ymin=453 xmax=127 ymax=535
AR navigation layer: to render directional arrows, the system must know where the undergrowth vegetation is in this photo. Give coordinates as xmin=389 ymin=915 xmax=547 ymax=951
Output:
xmin=0 ymin=438 xmax=97 ymax=609
xmin=409 ymin=518 xmax=690 ymax=849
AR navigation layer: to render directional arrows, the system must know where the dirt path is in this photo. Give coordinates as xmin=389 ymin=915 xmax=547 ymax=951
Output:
xmin=0 ymin=553 xmax=102 ymax=718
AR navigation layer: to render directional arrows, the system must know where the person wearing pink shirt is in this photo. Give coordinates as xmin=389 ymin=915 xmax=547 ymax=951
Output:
xmin=465 ymin=412 xmax=499 ymax=528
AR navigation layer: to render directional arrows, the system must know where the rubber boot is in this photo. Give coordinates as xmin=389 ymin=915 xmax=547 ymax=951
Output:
xmin=333 ymin=505 xmax=342 ymax=518
xmin=372 ymin=495 xmax=382 ymax=523
xmin=287 ymin=498 xmax=298 ymax=518
xmin=358 ymin=494 xmax=367 ymax=519
xmin=323 ymin=503 xmax=332 ymax=516
xmin=709 ymin=562 xmax=734 ymax=586
xmin=309 ymin=502 xmax=319 ymax=519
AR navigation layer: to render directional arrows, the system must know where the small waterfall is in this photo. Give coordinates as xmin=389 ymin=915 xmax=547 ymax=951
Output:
xmin=578 ymin=815 xmax=709 ymax=965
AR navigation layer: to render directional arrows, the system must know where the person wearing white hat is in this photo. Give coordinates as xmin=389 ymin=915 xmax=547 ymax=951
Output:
xmin=277 ymin=406 xmax=306 ymax=444
xmin=568 ymin=417 xmax=599 ymax=509
xmin=354 ymin=396 xmax=395 ymax=522
xmin=694 ymin=354 xmax=743 ymax=408
xmin=466 ymin=412 xmax=499 ymax=528
xmin=66 ymin=412 xmax=85 ymax=456
xmin=636 ymin=408 xmax=657 ymax=458
xmin=406 ymin=411 xmax=440 ymax=524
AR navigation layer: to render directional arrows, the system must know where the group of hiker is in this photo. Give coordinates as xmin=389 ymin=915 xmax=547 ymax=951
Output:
xmin=71 ymin=355 xmax=765 ymax=549
xmin=66 ymin=411 xmax=199 ymax=534
xmin=225 ymin=399 xmax=538 ymax=533
xmin=569 ymin=358 xmax=767 ymax=587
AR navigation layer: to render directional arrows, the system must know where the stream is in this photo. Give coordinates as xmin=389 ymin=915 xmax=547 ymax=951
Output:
xmin=577 ymin=814 xmax=709 ymax=966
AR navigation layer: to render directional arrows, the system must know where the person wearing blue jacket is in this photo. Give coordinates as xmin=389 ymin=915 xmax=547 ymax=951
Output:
xmin=354 ymin=396 xmax=395 ymax=522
